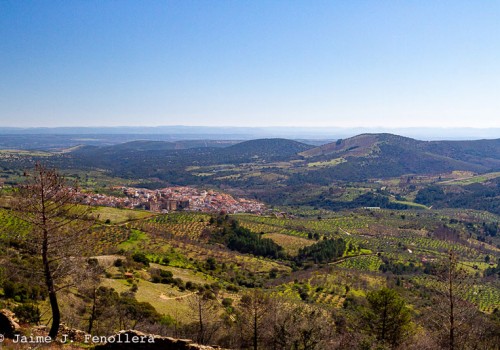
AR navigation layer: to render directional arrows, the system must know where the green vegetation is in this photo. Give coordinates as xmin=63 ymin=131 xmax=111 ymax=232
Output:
xmin=296 ymin=237 xmax=346 ymax=264
xmin=1 ymin=135 xmax=500 ymax=349
xmin=91 ymin=206 xmax=154 ymax=224
xmin=365 ymin=288 xmax=412 ymax=347
xmin=439 ymin=172 xmax=500 ymax=186
xmin=211 ymin=214 xmax=286 ymax=259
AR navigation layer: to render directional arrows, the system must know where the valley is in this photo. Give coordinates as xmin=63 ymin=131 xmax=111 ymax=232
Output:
xmin=0 ymin=133 xmax=499 ymax=349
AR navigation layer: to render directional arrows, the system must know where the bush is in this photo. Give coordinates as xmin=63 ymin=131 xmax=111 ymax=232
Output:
xmin=185 ymin=281 xmax=198 ymax=291
xmin=160 ymin=270 xmax=173 ymax=278
xmin=206 ymin=257 xmax=217 ymax=270
xmin=13 ymin=304 xmax=41 ymax=324
xmin=222 ymin=298 xmax=233 ymax=308
xmin=132 ymin=252 xmax=150 ymax=266
xmin=173 ymin=278 xmax=185 ymax=289
xmin=2 ymin=281 xmax=46 ymax=302
xmin=226 ymin=284 xmax=239 ymax=293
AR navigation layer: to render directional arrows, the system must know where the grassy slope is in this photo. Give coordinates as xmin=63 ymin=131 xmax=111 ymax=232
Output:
xmin=1 ymin=203 xmax=499 ymax=332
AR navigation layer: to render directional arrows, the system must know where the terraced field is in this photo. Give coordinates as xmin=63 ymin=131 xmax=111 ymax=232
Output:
xmin=262 ymin=233 xmax=314 ymax=255
xmin=101 ymin=277 xmax=195 ymax=322
xmin=0 ymin=208 xmax=31 ymax=238
xmin=132 ymin=212 xmax=212 ymax=240
xmin=410 ymin=275 xmax=500 ymax=313
xmin=90 ymin=206 xmax=154 ymax=224
xmin=336 ymin=255 xmax=383 ymax=272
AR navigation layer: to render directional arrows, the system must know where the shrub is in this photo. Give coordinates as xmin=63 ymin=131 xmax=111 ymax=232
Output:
xmin=14 ymin=304 xmax=41 ymax=324
xmin=132 ymin=252 xmax=150 ymax=266
xmin=226 ymin=284 xmax=239 ymax=293
xmin=222 ymin=298 xmax=233 ymax=308
xmin=186 ymin=281 xmax=198 ymax=291
xmin=160 ymin=270 xmax=173 ymax=278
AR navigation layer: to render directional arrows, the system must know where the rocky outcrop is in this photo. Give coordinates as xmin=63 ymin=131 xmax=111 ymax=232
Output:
xmin=93 ymin=330 xmax=225 ymax=350
xmin=59 ymin=323 xmax=90 ymax=342
xmin=0 ymin=309 xmax=20 ymax=338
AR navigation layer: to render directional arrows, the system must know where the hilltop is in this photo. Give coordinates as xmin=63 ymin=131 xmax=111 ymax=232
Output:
xmin=296 ymin=133 xmax=500 ymax=182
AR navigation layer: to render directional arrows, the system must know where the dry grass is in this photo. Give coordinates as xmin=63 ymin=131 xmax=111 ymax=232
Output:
xmin=100 ymin=278 xmax=195 ymax=323
xmin=91 ymin=206 xmax=154 ymax=224
xmin=262 ymin=233 xmax=314 ymax=256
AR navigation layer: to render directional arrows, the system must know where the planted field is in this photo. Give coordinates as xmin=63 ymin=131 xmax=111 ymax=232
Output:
xmin=467 ymin=283 xmax=500 ymax=313
xmin=169 ymin=240 xmax=290 ymax=274
xmin=150 ymin=264 xmax=216 ymax=285
xmin=0 ymin=208 xmax=31 ymax=238
xmin=117 ymin=228 xmax=150 ymax=251
xmin=262 ymin=233 xmax=315 ymax=255
xmin=90 ymin=206 xmax=154 ymax=224
xmin=236 ymin=214 xmax=374 ymax=239
xmin=133 ymin=212 xmax=211 ymax=240
xmin=336 ymin=255 xmax=382 ymax=272
xmin=311 ymin=292 xmax=344 ymax=308
xmin=307 ymin=157 xmax=346 ymax=168
xmin=438 ymin=172 xmax=500 ymax=186
xmin=410 ymin=275 xmax=500 ymax=313
xmin=92 ymin=225 xmax=132 ymax=254
xmin=239 ymin=220 xmax=306 ymax=237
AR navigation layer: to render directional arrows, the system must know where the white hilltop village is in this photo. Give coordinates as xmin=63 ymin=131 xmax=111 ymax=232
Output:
xmin=77 ymin=185 xmax=266 ymax=214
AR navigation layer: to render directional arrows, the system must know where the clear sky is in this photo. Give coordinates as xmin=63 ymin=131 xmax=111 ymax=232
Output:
xmin=1 ymin=1 xmax=499 ymax=128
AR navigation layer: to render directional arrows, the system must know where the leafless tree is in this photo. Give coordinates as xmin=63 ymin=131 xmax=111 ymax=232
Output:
xmin=12 ymin=164 xmax=95 ymax=339
xmin=239 ymin=289 xmax=271 ymax=350
xmin=427 ymin=249 xmax=480 ymax=350
xmin=76 ymin=258 xmax=105 ymax=334
xmin=188 ymin=288 xmax=221 ymax=345
xmin=270 ymin=302 xmax=334 ymax=350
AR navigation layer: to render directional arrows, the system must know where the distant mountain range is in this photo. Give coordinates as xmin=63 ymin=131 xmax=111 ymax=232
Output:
xmin=2 ymin=132 xmax=499 ymax=213
xmin=1 ymin=132 xmax=499 ymax=190
xmin=65 ymin=133 xmax=500 ymax=185
xmin=0 ymin=126 xmax=499 ymax=144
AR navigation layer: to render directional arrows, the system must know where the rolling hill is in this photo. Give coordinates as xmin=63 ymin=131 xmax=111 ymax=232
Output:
xmin=219 ymin=138 xmax=314 ymax=161
xmin=295 ymin=134 xmax=500 ymax=182
xmin=6 ymin=134 xmax=499 ymax=192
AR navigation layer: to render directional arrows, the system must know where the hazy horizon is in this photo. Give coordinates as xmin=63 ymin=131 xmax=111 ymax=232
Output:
xmin=0 ymin=125 xmax=499 ymax=141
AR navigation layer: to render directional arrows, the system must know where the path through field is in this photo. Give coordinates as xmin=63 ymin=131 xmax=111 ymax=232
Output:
xmin=159 ymin=292 xmax=196 ymax=300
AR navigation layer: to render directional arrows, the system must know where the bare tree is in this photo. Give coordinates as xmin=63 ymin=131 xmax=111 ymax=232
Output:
xmin=12 ymin=164 xmax=95 ymax=339
xmin=427 ymin=249 xmax=480 ymax=350
xmin=77 ymin=258 xmax=105 ymax=334
xmin=188 ymin=288 xmax=221 ymax=345
xmin=239 ymin=289 xmax=271 ymax=350
xmin=272 ymin=302 xmax=334 ymax=350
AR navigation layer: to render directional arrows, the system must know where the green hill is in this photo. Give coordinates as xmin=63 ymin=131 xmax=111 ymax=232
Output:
xmin=294 ymin=134 xmax=500 ymax=183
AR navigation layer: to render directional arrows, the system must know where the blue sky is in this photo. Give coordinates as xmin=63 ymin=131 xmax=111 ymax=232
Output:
xmin=0 ymin=1 xmax=499 ymax=128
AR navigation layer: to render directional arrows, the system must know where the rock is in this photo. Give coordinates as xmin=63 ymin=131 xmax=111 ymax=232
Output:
xmin=93 ymin=330 xmax=226 ymax=350
xmin=0 ymin=309 xmax=21 ymax=338
xmin=58 ymin=323 xmax=90 ymax=342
